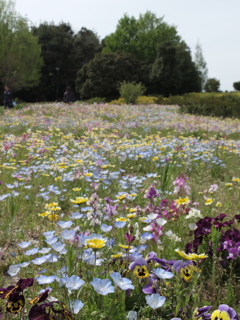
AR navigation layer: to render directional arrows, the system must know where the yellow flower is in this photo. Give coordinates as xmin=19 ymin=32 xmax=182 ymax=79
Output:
xmin=86 ymin=238 xmax=106 ymax=249
xmin=119 ymin=243 xmax=133 ymax=249
xmin=225 ymin=183 xmax=233 ymax=187
xmin=111 ymin=252 xmax=123 ymax=258
xmin=205 ymin=198 xmax=213 ymax=205
xmin=84 ymin=173 xmax=93 ymax=177
xmin=211 ymin=310 xmax=230 ymax=320
xmin=38 ymin=211 xmax=51 ymax=217
xmin=216 ymin=202 xmax=222 ymax=207
xmin=139 ymin=217 xmax=148 ymax=223
xmin=54 ymin=176 xmax=61 ymax=181
xmin=72 ymin=188 xmax=81 ymax=192
xmin=116 ymin=217 xmax=128 ymax=222
xmin=48 ymin=213 xmax=59 ymax=221
xmin=180 ymin=264 xmax=201 ymax=282
xmin=127 ymin=213 xmax=137 ymax=218
xmin=116 ymin=194 xmax=126 ymax=200
xmin=175 ymin=197 xmax=190 ymax=207
xmin=175 ymin=249 xmax=208 ymax=260
xmin=129 ymin=208 xmax=137 ymax=212
xmin=70 ymin=197 xmax=88 ymax=204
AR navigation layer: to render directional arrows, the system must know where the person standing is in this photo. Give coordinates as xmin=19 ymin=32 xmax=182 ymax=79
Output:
xmin=3 ymin=85 xmax=14 ymax=108
xmin=63 ymin=86 xmax=75 ymax=103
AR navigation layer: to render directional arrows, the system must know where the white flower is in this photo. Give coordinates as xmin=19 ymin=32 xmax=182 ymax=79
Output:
xmin=156 ymin=218 xmax=167 ymax=226
xmin=127 ymin=310 xmax=138 ymax=320
xmin=147 ymin=213 xmax=158 ymax=220
xmin=152 ymin=268 xmax=174 ymax=279
xmin=51 ymin=241 xmax=65 ymax=252
xmin=185 ymin=208 xmax=202 ymax=220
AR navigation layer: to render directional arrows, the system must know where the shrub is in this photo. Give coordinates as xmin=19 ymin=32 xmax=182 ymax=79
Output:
xmin=118 ymin=81 xmax=146 ymax=104
xmin=86 ymin=97 xmax=106 ymax=104
xmin=136 ymin=96 xmax=158 ymax=104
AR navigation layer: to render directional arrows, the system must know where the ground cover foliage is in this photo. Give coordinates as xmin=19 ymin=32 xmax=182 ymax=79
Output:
xmin=0 ymin=103 xmax=240 ymax=319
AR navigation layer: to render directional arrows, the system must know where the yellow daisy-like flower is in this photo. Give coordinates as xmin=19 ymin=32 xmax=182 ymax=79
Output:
xmin=111 ymin=252 xmax=123 ymax=258
xmin=70 ymin=197 xmax=88 ymax=204
xmin=211 ymin=310 xmax=230 ymax=320
xmin=175 ymin=197 xmax=190 ymax=207
xmin=119 ymin=243 xmax=133 ymax=249
xmin=38 ymin=211 xmax=51 ymax=217
xmin=232 ymin=177 xmax=240 ymax=182
xmin=127 ymin=213 xmax=137 ymax=219
xmin=205 ymin=198 xmax=213 ymax=205
xmin=152 ymin=156 xmax=158 ymax=161
xmin=139 ymin=217 xmax=148 ymax=223
xmin=216 ymin=202 xmax=222 ymax=207
xmin=84 ymin=172 xmax=93 ymax=177
xmin=116 ymin=217 xmax=128 ymax=222
xmin=86 ymin=238 xmax=106 ymax=249
xmin=225 ymin=183 xmax=233 ymax=187
xmin=72 ymin=188 xmax=81 ymax=192
xmin=175 ymin=249 xmax=208 ymax=260
xmin=54 ymin=176 xmax=61 ymax=181
xmin=129 ymin=208 xmax=137 ymax=212
xmin=116 ymin=194 xmax=126 ymax=200
xmin=48 ymin=213 xmax=59 ymax=221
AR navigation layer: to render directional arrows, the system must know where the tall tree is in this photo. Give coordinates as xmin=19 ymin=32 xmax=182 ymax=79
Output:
xmin=0 ymin=0 xmax=43 ymax=91
xmin=103 ymin=11 xmax=181 ymax=62
xmin=150 ymin=41 xmax=201 ymax=96
xmin=194 ymin=41 xmax=208 ymax=91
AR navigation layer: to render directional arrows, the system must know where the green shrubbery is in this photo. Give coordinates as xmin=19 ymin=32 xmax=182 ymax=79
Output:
xmin=118 ymin=81 xmax=146 ymax=104
xmin=164 ymin=93 xmax=240 ymax=118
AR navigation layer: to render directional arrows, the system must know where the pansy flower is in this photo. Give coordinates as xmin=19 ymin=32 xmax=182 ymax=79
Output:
xmin=129 ymin=258 xmax=150 ymax=278
xmin=211 ymin=304 xmax=239 ymax=320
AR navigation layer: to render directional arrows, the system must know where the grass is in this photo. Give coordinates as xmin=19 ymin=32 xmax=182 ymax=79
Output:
xmin=0 ymin=102 xmax=240 ymax=319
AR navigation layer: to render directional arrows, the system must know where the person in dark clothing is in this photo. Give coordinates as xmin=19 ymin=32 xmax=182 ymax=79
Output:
xmin=63 ymin=87 xmax=75 ymax=103
xmin=3 ymin=85 xmax=14 ymax=108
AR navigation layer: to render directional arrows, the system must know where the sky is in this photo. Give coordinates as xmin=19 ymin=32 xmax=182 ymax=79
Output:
xmin=14 ymin=0 xmax=240 ymax=92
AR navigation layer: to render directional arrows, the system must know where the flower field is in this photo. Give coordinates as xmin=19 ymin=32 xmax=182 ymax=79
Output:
xmin=1 ymin=103 xmax=240 ymax=319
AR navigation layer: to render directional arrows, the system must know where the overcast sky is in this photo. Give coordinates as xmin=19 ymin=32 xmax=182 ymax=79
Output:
xmin=15 ymin=0 xmax=240 ymax=92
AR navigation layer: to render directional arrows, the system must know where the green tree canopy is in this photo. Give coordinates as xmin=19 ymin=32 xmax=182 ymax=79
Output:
xmin=233 ymin=81 xmax=240 ymax=91
xmin=0 ymin=0 xmax=43 ymax=91
xmin=204 ymin=78 xmax=220 ymax=92
xmin=76 ymin=51 xmax=142 ymax=100
xmin=103 ymin=11 xmax=181 ymax=62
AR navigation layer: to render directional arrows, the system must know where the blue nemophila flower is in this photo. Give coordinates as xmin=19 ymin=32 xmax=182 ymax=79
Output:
xmin=70 ymin=212 xmax=83 ymax=219
xmin=38 ymin=247 xmax=51 ymax=254
xmin=101 ymin=224 xmax=113 ymax=232
xmin=17 ymin=241 xmax=31 ymax=248
xmin=31 ymin=255 xmax=50 ymax=265
xmin=57 ymin=220 xmax=73 ymax=228
xmin=90 ymin=278 xmax=115 ymax=295
xmin=24 ymin=247 xmax=39 ymax=256
xmin=61 ymin=229 xmax=76 ymax=240
xmin=51 ymin=241 xmax=65 ymax=253
xmin=60 ymin=275 xmax=85 ymax=291
xmin=69 ymin=299 xmax=84 ymax=314
xmin=7 ymin=264 xmax=20 ymax=276
xmin=127 ymin=310 xmax=138 ymax=320
xmin=145 ymin=293 xmax=166 ymax=309
xmin=42 ymin=231 xmax=55 ymax=239
xmin=46 ymin=237 xmax=58 ymax=245
xmin=18 ymin=262 xmax=30 ymax=268
xmin=152 ymin=268 xmax=174 ymax=279
xmin=36 ymin=275 xmax=57 ymax=284
xmin=110 ymin=272 xmax=134 ymax=291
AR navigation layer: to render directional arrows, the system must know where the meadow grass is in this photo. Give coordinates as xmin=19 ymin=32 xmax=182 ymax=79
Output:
xmin=0 ymin=103 xmax=240 ymax=319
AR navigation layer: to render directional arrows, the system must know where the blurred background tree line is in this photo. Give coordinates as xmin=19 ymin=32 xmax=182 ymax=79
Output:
xmin=2 ymin=0 xmax=237 ymax=103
